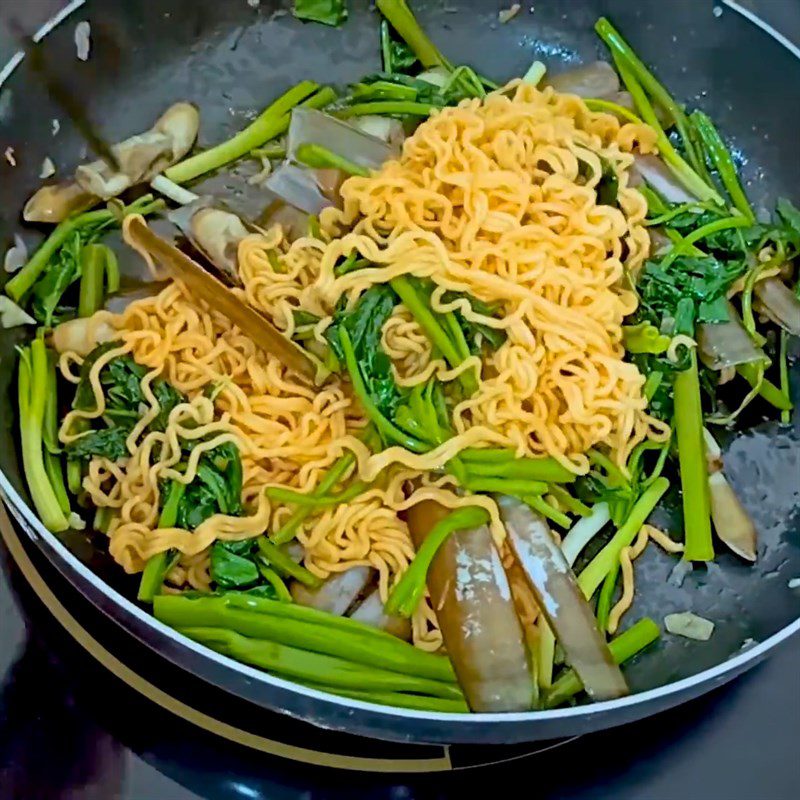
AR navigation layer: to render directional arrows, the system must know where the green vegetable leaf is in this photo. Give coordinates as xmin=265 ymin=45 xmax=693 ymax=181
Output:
xmin=175 ymin=442 xmax=243 ymax=531
xmin=65 ymin=425 xmax=130 ymax=461
xmin=293 ymin=0 xmax=347 ymax=27
xmin=210 ymin=540 xmax=260 ymax=589
xmin=326 ymin=285 xmax=403 ymax=420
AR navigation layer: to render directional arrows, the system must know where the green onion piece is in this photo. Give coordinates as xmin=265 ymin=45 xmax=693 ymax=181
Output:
xmin=385 ymin=506 xmax=489 ymax=618
xmin=577 ymin=477 xmax=669 ymax=599
xmin=257 ymin=537 xmax=322 ymax=588
xmin=673 ymin=350 xmax=713 ymax=561
xmin=544 ymin=617 xmax=660 ymax=708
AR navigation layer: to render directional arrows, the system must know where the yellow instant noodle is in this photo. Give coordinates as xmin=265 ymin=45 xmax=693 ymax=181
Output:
xmin=62 ymin=80 xmax=669 ymax=653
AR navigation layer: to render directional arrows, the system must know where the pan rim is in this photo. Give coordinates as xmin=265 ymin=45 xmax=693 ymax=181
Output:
xmin=1 ymin=0 xmax=799 ymax=729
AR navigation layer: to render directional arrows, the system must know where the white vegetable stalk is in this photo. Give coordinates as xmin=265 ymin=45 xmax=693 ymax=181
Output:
xmin=150 ymin=175 xmax=199 ymax=205
xmin=560 ymin=502 xmax=611 ymax=566
xmin=522 ymin=61 xmax=547 ymax=86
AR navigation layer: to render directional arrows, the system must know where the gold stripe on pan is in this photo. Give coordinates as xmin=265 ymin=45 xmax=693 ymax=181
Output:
xmin=0 ymin=503 xmax=452 ymax=773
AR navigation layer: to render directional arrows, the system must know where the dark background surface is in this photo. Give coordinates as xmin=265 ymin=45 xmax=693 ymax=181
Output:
xmin=1 ymin=1 xmax=800 ymax=798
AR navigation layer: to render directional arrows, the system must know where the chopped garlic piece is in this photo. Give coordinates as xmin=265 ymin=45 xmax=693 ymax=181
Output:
xmin=665 ymin=612 xmax=715 ymax=641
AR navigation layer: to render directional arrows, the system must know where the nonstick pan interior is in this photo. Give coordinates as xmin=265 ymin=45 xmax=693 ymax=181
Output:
xmin=0 ymin=0 xmax=798 ymax=743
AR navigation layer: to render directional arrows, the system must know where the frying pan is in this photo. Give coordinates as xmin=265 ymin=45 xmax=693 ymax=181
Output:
xmin=0 ymin=0 xmax=798 ymax=746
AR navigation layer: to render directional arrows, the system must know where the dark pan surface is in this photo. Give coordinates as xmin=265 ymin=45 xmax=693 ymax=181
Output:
xmin=0 ymin=0 xmax=798 ymax=743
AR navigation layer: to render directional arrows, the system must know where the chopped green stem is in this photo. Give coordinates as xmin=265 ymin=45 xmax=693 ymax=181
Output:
xmin=537 ymin=622 xmax=556 ymax=689
xmin=251 ymin=144 xmax=288 ymax=160
xmin=337 ymin=101 xmax=435 ymax=119
xmin=270 ymin=451 xmax=356 ymax=544
xmin=584 ymin=98 xmax=644 ymax=125
xmin=179 ymin=625 xmax=463 ymax=699
xmin=295 ymin=143 xmax=369 ymax=177
xmin=779 ymin=330 xmax=791 ymax=424
xmin=595 ymin=562 xmax=620 ymax=634
xmin=78 ymin=244 xmax=107 ymax=318
xmin=385 ymin=506 xmax=489 ymax=618
xmin=462 ymin=456 xmax=576 ymax=483
xmin=737 ymin=363 xmax=793 ymax=411
xmin=463 ymin=477 xmax=547 ymax=496
xmin=588 ymin=448 xmax=628 ymax=487
xmin=523 ymin=495 xmax=571 ymax=529
xmin=645 ymin=202 xmax=706 ymax=227
xmin=257 ymin=537 xmax=322 ymax=588
xmin=376 ymin=0 xmax=449 ymax=69
xmin=460 ymin=447 xmax=516 ymax=463
xmin=257 ymin=563 xmax=293 ymax=602
xmin=305 ymin=684 xmax=469 ymax=713
xmin=661 ymin=216 xmax=753 ymax=270
xmin=577 ymin=477 xmax=669 ymax=598
xmin=157 ymin=598 xmax=454 ymax=683
xmin=104 ymin=247 xmax=120 ymax=294
xmin=643 ymin=371 xmax=663 ymax=401
xmin=544 ymin=618 xmax=660 ymax=708
xmin=339 ymin=327 xmax=427 ymax=452
xmin=43 ymin=350 xmax=70 ymax=517
xmin=595 ymin=18 xmax=707 ymax=180
xmin=547 ymin=484 xmax=593 ymax=517
xmin=673 ymin=351 xmax=713 ymax=561
xmin=94 ymin=506 xmax=112 ymax=533
xmin=380 ymin=19 xmax=394 ymax=71
xmin=605 ymin=49 xmax=719 ymax=204
xmin=265 ymin=481 xmax=368 ymax=508
xmin=165 ymin=81 xmax=320 ymax=184
xmin=17 ymin=341 xmax=69 ymax=532
xmin=690 ymin=110 xmax=754 ymax=222
xmin=67 ymin=457 xmax=84 ymax=496
xmin=137 ymin=480 xmax=186 ymax=602
xmin=390 ymin=275 xmax=477 ymax=395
